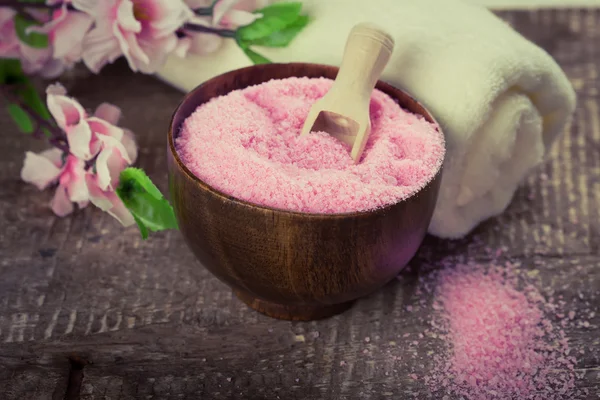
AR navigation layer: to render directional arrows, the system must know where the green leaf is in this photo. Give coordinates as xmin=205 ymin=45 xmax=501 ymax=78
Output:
xmin=1 ymin=59 xmax=52 ymax=123
xmin=14 ymin=13 xmax=49 ymax=49
xmin=19 ymin=83 xmax=51 ymax=120
xmin=250 ymin=15 xmax=309 ymax=48
xmin=7 ymin=104 xmax=34 ymax=134
xmin=240 ymin=46 xmax=272 ymax=65
xmin=133 ymin=215 xmax=149 ymax=240
xmin=236 ymin=2 xmax=302 ymax=42
xmin=258 ymin=2 xmax=303 ymax=19
xmin=116 ymin=168 xmax=178 ymax=239
xmin=0 ymin=59 xmax=27 ymax=84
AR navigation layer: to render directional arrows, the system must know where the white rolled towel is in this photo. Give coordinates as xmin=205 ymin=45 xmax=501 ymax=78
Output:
xmin=158 ymin=0 xmax=576 ymax=238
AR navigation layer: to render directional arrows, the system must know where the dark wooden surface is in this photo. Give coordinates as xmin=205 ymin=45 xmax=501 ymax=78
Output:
xmin=0 ymin=9 xmax=599 ymax=400
xmin=168 ymin=62 xmax=442 ymax=321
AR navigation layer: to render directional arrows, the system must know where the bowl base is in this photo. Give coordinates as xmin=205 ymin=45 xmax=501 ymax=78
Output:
xmin=234 ymin=290 xmax=353 ymax=321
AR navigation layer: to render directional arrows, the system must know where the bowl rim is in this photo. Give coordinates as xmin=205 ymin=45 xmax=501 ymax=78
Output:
xmin=167 ymin=62 xmax=445 ymax=219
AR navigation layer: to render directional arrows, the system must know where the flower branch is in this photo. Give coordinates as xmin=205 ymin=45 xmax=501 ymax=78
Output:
xmin=1 ymin=0 xmax=311 ymax=239
xmin=182 ymin=22 xmax=236 ymax=38
xmin=0 ymin=1 xmax=62 ymax=10
xmin=1 ymin=84 xmax=64 ymax=143
xmin=194 ymin=0 xmax=219 ymax=16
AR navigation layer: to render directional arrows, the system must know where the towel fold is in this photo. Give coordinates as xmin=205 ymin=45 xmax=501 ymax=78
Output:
xmin=158 ymin=0 xmax=576 ymax=238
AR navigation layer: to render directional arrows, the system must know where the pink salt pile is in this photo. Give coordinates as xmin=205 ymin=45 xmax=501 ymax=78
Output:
xmin=427 ymin=262 xmax=577 ymax=399
xmin=176 ymin=77 xmax=444 ymax=213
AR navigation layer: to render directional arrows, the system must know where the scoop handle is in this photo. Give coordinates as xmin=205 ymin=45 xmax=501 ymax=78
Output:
xmin=333 ymin=23 xmax=395 ymax=103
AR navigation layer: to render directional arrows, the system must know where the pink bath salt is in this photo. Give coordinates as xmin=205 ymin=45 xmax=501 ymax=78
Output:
xmin=430 ymin=263 xmax=576 ymax=399
xmin=176 ymin=77 xmax=444 ymax=214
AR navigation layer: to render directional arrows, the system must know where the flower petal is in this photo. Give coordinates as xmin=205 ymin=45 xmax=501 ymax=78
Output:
xmin=52 ymin=12 xmax=94 ymax=61
xmin=145 ymin=0 xmax=194 ymax=38
xmin=21 ymin=150 xmax=63 ymax=190
xmin=19 ymin=44 xmax=53 ymax=75
xmin=40 ymin=147 xmax=64 ymax=167
xmin=173 ymin=36 xmax=191 ymax=58
xmin=221 ymin=9 xmax=261 ymax=27
xmin=94 ymin=103 xmax=122 ymax=125
xmin=212 ymin=0 xmax=239 ymax=26
xmin=94 ymin=145 xmax=114 ymax=191
xmin=47 ymin=92 xmax=86 ymax=129
xmin=68 ymin=175 xmax=88 ymax=202
xmin=121 ymin=129 xmax=138 ymax=164
xmin=60 ymin=156 xmax=89 ymax=203
xmin=38 ymin=58 xmax=66 ymax=79
xmin=86 ymin=174 xmax=135 ymax=227
xmin=82 ymin=24 xmax=124 ymax=73
xmin=116 ymin=0 xmax=142 ymax=32
xmin=135 ymin=34 xmax=177 ymax=73
xmin=65 ymin=120 xmax=94 ymax=160
xmin=51 ymin=185 xmax=74 ymax=217
xmin=88 ymin=117 xmax=124 ymax=141
xmin=0 ymin=8 xmax=19 ymax=59
xmin=71 ymin=0 xmax=97 ymax=14
xmin=94 ymin=135 xmax=132 ymax=190
xmin=46 ymin=82 xmax=68 ymax=96
xmin=186 ymin=31 xmax=223 ymax=55
xmin=116 ymin=28 xmax=150 ymax=72
xmin=85 ymin=174 xmax=113 ymax=210
xmin=26 ymin=5 xmax=68 ymax=35
xmin=0 ymin=8 xmax=16 ymax=25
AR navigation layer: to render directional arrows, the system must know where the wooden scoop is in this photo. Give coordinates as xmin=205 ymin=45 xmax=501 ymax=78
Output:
xmin=300 ymin=22 xmax=395 ymax=163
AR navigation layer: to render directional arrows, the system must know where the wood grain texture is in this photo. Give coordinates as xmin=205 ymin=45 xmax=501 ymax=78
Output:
xmin=168 ymin=62 xmax=442 ymax=321
xmin=0 ymin=8 xmax=599 ymax=399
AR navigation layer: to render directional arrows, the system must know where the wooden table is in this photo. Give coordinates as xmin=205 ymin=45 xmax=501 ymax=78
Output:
xmin=1 ymin=9 xmax=598 ymax=400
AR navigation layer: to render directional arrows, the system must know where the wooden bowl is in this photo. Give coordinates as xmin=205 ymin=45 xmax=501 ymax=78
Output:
xmin=167 ymin=63 xmax=444 ymax=321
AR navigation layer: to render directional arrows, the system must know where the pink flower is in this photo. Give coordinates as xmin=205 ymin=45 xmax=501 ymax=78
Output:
xmin=86 ymin=173 xmax=135 ymax=227
xmin=82 ymin=0 xmax=194 ymax=73
xmin=0 ymin=7 xmax=64 ymax=78
xmin=28 ymin=0 xmax=94 ymax=66
xmin=89 ymin=102 xmax=138 ymax=164
xmin=180 ymin=0 xmax=263 ymax=56
xmin=21 ymin=84 xmax=138 ymax=227
xmin=84 ymin=107 xmax=136 ymax=227
xmin=85 ymin=104 xmax=136 ymax=227
xmin=212 ymin=0 xmax=263 ymax=28
xmin=46 ymin=83 xmax=94 ymax=160
xmin=0 ymin=8 xmax=20 ymax=58
xmin=20 ymin=149 xmax=88 ymax=217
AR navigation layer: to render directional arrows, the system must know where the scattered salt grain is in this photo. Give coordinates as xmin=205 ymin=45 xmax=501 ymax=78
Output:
xmin=177 ymin=77 xmax=444 ymax=214
xmin=426 ymin=262 xmax=577 ymax=399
